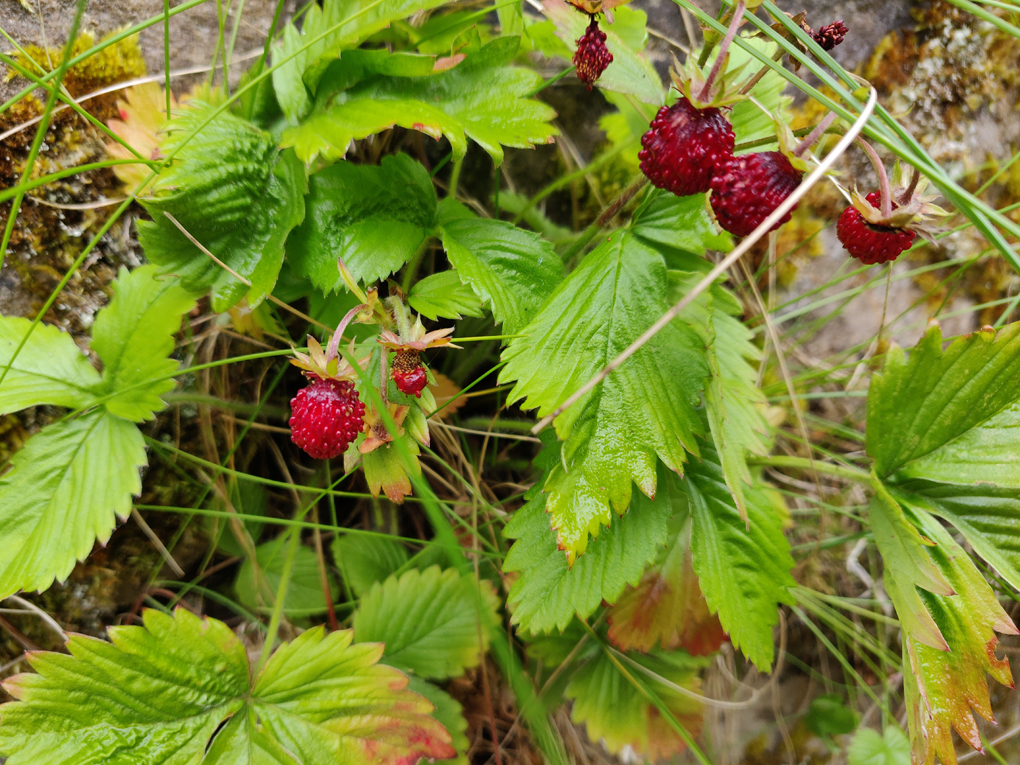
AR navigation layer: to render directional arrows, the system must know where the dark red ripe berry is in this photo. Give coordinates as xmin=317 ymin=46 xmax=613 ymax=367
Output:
xmin=391 ymin=350 xmax=428 ymax=398
xmin=639 ymin=97 xmax=735 ymax=196
xmin=574 ymin=17 xmax=613 ymax=89
xmin=813 ymin=21 xmax=848 ymax=51
xmin=289 ymin=378 xmax=365 ymax=459
xmin=709 ymin=152 xmax=802 ymax=237
xmin=837 ymin=192 xmax=916 ymax=265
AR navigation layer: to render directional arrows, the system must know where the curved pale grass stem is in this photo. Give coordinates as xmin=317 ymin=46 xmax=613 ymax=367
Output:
xmin=531 ymin=87 xmax=879 ymax=435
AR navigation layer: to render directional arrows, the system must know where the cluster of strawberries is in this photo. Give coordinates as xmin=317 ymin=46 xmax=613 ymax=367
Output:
xmin=574 ymin=9 xmax=940 ymax=265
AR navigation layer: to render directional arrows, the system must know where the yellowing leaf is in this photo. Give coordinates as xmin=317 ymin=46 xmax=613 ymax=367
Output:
xmin=607 ymin=517 xmax=724 ymax=656
xmin=566 ymin=648 xmax=705 ymax=760
xmin=0 ymin=608 xmax=455 ymax=765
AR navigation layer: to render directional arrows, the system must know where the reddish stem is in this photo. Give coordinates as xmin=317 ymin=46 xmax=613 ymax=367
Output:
xmin=698 ymin=0 xmax=746 ymax=103
xmin=793 ymin=112 xmax=838 ymax=157
xmin=855 ymin=137 xmax=892 ymax=217
xmin=900 ymin=166 xmax=920 ymax=205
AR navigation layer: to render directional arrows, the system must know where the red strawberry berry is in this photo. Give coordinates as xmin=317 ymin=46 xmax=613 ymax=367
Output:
xmin=813 ymin=21 xmax=848 ymax=51
xmin=574 ymin=17 xmax=613 ymax=89
xmin=639 ymin=97 xmax=735 ymax=196
xmin=391 ymin=349 xmax=428 ymax=398
xmin=837 ymin=191 xmax=916 ymax=265
xmin=709 ymin=151 xmax=802 ymax=237
xmin=290 ymin=378 xmax=365 ymax=459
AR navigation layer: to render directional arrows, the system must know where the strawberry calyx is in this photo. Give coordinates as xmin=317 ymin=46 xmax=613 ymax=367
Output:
xmin=845 ymin=167 xmax=947 ymax=244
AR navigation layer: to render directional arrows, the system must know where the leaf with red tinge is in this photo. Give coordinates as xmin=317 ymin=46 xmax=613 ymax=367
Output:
xmin=608 ymin=516 xmax=725 ymax=656
xmin=892 ymin=501 xmax=1018 ymax=765
xmin=566 ymin=647 xmax=706 ymax=760
xmin=0 ymin=608 xmax=455 ymax=765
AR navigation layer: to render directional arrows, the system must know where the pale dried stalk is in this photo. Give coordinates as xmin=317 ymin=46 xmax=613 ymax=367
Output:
xmin=532 ymin=88 xmax=879 ymax=435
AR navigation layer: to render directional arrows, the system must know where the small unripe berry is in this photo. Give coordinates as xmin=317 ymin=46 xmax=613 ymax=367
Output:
xmin=574 ymin=17 xmax=613 ymax=89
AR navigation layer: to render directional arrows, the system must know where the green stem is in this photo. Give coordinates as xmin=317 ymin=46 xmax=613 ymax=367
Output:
xmin=401 ymin=237 xmax=431 ymax=294
xmin=747 ymin=455 xmax=872 ymax=483
xmin=254 ymin=524 xmax=301 ymax=673
xmin=447 ymin=156 xmax=464 ymax=198
xmin=163 ymin=0 xmax=172 ymax=116
xmin=0 ymin=0 xmax=87 ymax=270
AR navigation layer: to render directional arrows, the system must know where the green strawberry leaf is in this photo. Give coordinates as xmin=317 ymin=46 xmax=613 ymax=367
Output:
xmin=271 ymin=0 xmax=450 ymax=123
xmin=685 ymin=441 xmax=795 ymax=670
xmin=667 ymin=269 xmax=770 ymax=520
xmin=847 ymin=726 xmax=911 ymax=765
xmin=287 ymin=153 xmax=437 ymax=292
xmin=726 ymin=37 xmax=792 ymax=149
xmin=896 ymin=480 xmax=1020 ymax=592
xmin=281 ymin=39 xmax=557 ymax=166
xmin=503 ymin=460 xmax=675 ymax=634
xmin=91 ymin=265 xmax=196 ymax=422
xmin=138 ymin=107 xmax=306 ymax=312
xmin=543 ymin=0 xmax=663 ymax=106
xmin=408 ymin=270 xmax=485 ymax=322
xmin=438 ymin=201 xmax=563 ymax=335
xmin=0 ymin=608 xmax=455 ymax=764
xmin=0 ymin=317 xmax=101 ymax=414
xmin=235 ymin=536 xmax=339 ymax=617
xmin=499 ymin=230 xmax=707 ymax=558
xmin=407 ymin=676 xmax=470 ymax=765
xmin=890 ymin=502 xmax=1017 ymax=764
xmin=0 ymin=409 xmax=145 ymax=599
xmin=331 ymin=533 xmax=409 ymax=599
xmin=866 ymin=323 xmax=1020 ymax=482
xmin=353 ymin=565 xmax=500 ymax=679
xmin=606 ymin=509 xmax=725 ymax=656
xmin=565 ymin=647 xmax=705 ymax=761
xmin=631 ymin=190 xmax=732 ymax=256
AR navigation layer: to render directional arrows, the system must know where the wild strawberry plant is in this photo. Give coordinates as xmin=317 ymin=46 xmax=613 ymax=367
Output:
xmin=0 ymin=0 xmax=1019 ymax=763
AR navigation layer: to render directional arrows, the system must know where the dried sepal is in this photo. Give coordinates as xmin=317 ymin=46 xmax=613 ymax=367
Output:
xmin=670 ymin=52 xmax=748 ymax=110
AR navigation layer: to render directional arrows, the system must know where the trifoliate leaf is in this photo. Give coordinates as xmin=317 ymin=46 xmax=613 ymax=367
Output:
xmin=565 ymin=647 xmax=705 ymax=761
xmin=408 ymin=270 xmax=485 ymax=322
xmin=288 ymin=153 xmax=437 ymax=292
xmin=137 ymin=107 xmax=306 ymax=312
xmin=892 ymin=504 xmax=1017 ymax=764
xmin=0 ymin=410 xmax=144 ymax=599
xmin=0 ymin=317 xmax=100 ymax=414
xmin=281 ymin=39 xmax=557 ymax=166
xmin=91 ymin=265 xmax=196 ymax=422
xmin=235 ymin=535 xmax=338 ymax=617
xmin=503 ymin=467 xmax=675 ymax=634
xmin=438 ymin=202 xmax=563 ymax=335
xmin=543 ymin=0 xmax=663 ymax=105
xmin=631 ymin=190 xmax=732 ymax=255
xmin=0 ymin=608 xmax=455 ymax=765
xmin=331 ymin=533 xmax=410 ymax=599
xmin=685 ymin=442 xmax=794 ymax=670
xmin=607 ymin=511 xmax=724 ymax=656
xmin=866 ymin=323 xmax=1020 ymax=482
xmin=353 ymin=565 xmax=500 ymax=679
xmin=407 ymin=676 xmax=470 ymax=765
xmin=847 ymin=726 xmax=911 ymax=765
xmin=272 ymin=0 xmax=450 ymax=123
xmin=500 ymin=230 xmax=707 ymax=559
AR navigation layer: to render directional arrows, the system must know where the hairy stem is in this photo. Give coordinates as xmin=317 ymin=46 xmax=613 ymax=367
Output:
xmin=793 ymin=111 xmax=838 ymax=157
xmin=697 ymin=0 xmax=746 ymax=102
xmin=855 ymin=137 xmax=893 ymax=217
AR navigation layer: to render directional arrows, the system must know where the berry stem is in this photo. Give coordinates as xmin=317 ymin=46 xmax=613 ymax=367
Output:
xmin=855 ymin=138 xmax=893 ymax=218
xmin=326 ymin=303 xmax=367 ymax=362
xmin=697 ymin=0 xmax=746 ymax=103
xmin=900 ymin=166 xmax=920 ymax=205
xmin=793 ymin=111 xmax=838 ymax=157
xmin=738 ymin=48 xmax=785 ymax=96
